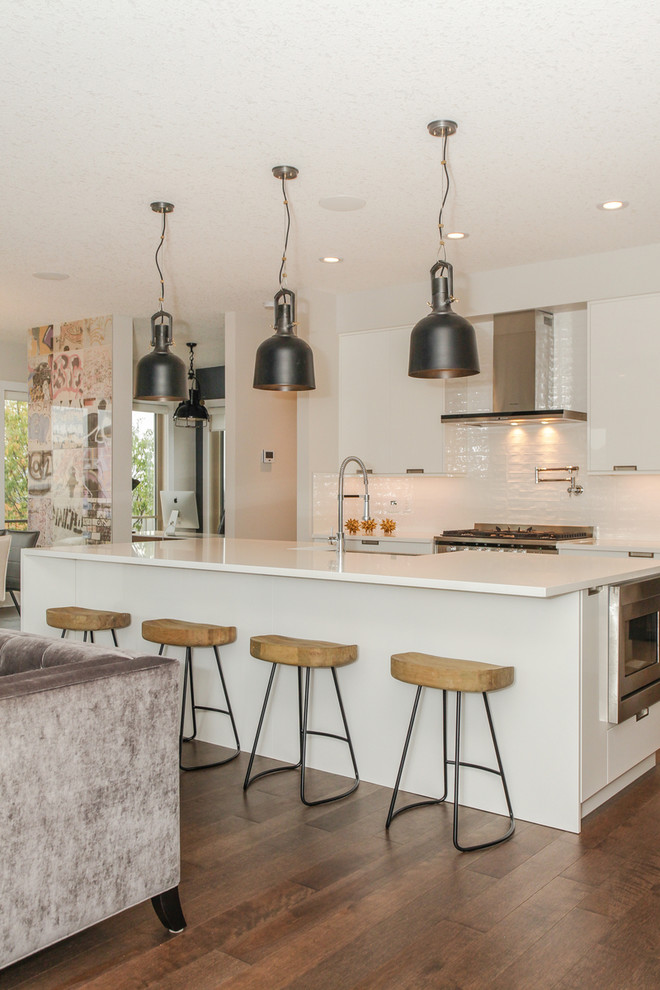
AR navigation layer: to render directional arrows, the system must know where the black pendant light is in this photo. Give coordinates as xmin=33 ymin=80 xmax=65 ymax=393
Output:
xmin=174 ymin=342 xmax=210 ymax=428
xmin=134 ymin=202 xmax=187 ymax=401
xmin=253 ymin=166 xmax=315 ymax=391
xmin=409 ymin=121 xmax=480 ymax=380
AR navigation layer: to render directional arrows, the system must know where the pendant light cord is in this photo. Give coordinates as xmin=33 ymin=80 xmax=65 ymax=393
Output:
xmin=155 ymin=209 xmax=167 ymax=315
xmin=187 ymin=343 xmax=197 ymax=386
xmin=437 ymin=131 xmax=450 ymax=265
xmin=278 ymin=175 xmax=291 ymax=291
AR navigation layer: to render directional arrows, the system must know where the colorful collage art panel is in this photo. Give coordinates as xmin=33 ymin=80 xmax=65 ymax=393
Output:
xmin=27 ymin=316 xmax=114 ymax=547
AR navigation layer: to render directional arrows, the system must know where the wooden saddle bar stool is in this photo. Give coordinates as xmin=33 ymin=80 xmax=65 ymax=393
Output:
xmin=46 ymin=606 xmax=131 ymax=646
xmin=142 ymin=618 xmax=240 ymax=772
xmin=386 ymin=651 xmax=516 ymax=852
xmin=244 ymin=634 xmax=360 ymax=806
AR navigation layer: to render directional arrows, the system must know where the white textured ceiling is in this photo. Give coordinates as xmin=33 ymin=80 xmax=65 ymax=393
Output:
xmin=1 ymin=0 xmax=659 ymax=361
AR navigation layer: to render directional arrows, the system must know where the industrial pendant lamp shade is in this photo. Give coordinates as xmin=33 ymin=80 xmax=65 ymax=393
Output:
xmin=134 ymin=202 xmax=187 ymax=401
xmin=135 ymin=312 xmax=188 ymax=400
xmin=409 ymin=260 xmax=479 ymax=378
xmin=409 ymin=120 xmax=479 ymax=380
xmin=253 ymin=166 xmax=316 ymax=392
xmin=253 ymin=288 xmax=315 ymax=390
xmin=174 ymin=388 xmax=210 ymax=425
xmin=174 ymin=342 xmax=210 ymax=426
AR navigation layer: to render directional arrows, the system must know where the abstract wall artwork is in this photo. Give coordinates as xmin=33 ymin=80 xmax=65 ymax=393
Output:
xmin=28 ymin=316 xmax=114 ymax=547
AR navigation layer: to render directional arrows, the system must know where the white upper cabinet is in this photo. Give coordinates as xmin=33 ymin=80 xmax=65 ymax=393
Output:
xmin=589 ymin=292 xmax=660 ymax=473
xmin=339 ymin=327 xmax=445 ymax=474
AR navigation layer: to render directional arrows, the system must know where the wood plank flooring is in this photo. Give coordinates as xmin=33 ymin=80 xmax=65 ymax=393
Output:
xmin=5 ymin=744 xmax=660 ymax=989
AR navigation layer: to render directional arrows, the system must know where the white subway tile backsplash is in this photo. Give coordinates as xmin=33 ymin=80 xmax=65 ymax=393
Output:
xmin=314 ymin=421 xmax=660 ymax=540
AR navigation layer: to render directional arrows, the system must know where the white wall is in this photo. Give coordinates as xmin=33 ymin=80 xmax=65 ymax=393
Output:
xmin=170 ymin=422 xmax=197 ymax=491
xmin=299 ymin=241 xmax=660 ymax=539
xmin=295 ymin=289 xmax=339 ymax=540
xmin=336 ymin=242 xmax=660 ymax=333
xmin=224 ymin=307 xmax=297 ymax=540
xmin=0 ymin=338 xmax=29 ymax=384
xmin=111 ymin=315 xmax=134 ymax=543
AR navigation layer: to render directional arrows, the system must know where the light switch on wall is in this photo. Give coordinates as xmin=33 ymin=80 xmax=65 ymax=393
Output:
xmin=262 ymin=449 xmax=274 ymax=463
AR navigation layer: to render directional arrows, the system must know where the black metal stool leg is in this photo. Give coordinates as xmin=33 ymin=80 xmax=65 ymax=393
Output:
xmin=299 ymin=666 xmax=360 ymax=807
xmin=184 ymin=648 xmax=198 ymax=742
xmin=297 ymin=666 xmax=304 ymax=760
xmin=210 ymin=645 xmax=241 ymax=754
xmin=179 ymin=645 xmax=241 ymax=772
xmin=61 ymin=628 xmax=67 ymax=639
xmin=9 ymin=590 xmax=20 ymax=616
xmin=244 ymin=663 xmax=302 ymax=789
xmin=452 ymin=691 xmax=516 ymax=852
xmin=178 ymin=649 xmax=191 ymax=770
xmin=386 ymin=687 xmax=448 ymax=828
xmin=180 ymin=647 xmax=241 ymax=770
xmin=111 ymin=628 xmax=119 ymax=647
xmin=89 ymin=630 xmax=95 ymax=644
xmin=330 ymin=667 xmax=360 ymax=789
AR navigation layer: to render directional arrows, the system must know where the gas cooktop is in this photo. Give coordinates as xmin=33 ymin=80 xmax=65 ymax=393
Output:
xmin=441 ymin=524 xmax=594 ymax=542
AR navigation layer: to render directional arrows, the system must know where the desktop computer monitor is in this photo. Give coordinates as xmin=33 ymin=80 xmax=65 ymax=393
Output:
xmin=159 ymin=491 xmax=200 ymax=535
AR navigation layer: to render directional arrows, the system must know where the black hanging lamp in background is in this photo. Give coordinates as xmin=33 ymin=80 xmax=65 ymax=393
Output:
xmin=134 ymin=202 xmax=188 ymax=401
xmin=409 ymin=121 xmax=480 ymax=379
xmin=253 ymin=166 xmax=316 ymax=391
xmin=173 ymin=342 xmax=210 ymax=428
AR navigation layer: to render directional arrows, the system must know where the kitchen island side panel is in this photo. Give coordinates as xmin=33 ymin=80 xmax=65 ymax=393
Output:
xmin=22 ymin=552 xmax=582 ymax=831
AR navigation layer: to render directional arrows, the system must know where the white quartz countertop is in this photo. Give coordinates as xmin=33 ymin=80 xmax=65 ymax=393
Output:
xmin=24 ymin=537 xmax=660 ymax=598
xmin=312 ymin=532 xmax=435 ymax=543
xmin=560 ymin=538 xmax=660 ymax=555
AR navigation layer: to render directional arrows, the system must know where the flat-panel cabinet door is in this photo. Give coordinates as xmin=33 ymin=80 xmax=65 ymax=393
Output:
xmin=387 ymin=327 xmax=444 ymax=474
xmin=589 ymin=293 xmax=660 ymax=473
xmin=339 ymin=328 xmax=445 ymax=474
xmin=339 ymin=331 xmax=391 ymax=472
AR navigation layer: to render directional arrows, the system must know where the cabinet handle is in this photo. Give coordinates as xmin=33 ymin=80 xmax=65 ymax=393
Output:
xmin=629 ymin=551 xmax=654 ymax=558
xmin=613 ymin=465 xmax=637 ymax=471
xmin=406 ymin=468 xmax=425 ymax=474
xmin=361 ymin=539 xmax=379 ymax=545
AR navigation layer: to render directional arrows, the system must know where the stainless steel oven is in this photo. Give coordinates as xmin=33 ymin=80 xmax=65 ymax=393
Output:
xmin=609 ymin=576 xmax=660 ymax=723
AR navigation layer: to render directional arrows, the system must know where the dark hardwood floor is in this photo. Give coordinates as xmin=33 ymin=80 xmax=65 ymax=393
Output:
xmin=5 ymin=743 xmax=660 ymax=989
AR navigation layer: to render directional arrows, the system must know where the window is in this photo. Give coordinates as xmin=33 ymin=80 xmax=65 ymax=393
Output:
xmin=132 ymin=410 xmax=159 ymax=531
xmin=4 ymin=391 xmax=29 ymax=530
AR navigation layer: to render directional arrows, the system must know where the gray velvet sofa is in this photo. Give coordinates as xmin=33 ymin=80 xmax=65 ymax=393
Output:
xmin=0 ymin=628 xmax=186 ymax=971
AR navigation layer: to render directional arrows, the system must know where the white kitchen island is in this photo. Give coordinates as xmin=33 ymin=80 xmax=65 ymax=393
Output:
xmin=21 ymin=538 xmax=660 ymax=833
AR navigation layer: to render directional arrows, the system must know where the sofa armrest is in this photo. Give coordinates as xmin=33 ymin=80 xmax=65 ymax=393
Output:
xmin=0 ymin=654 xmax=180 ymax=969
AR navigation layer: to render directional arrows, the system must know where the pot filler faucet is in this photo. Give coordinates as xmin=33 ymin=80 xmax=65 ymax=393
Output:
xmin=332 ymin=455 xmax=371 ymax=556
xmin=535 ymin=465 xmax=584 ymax=496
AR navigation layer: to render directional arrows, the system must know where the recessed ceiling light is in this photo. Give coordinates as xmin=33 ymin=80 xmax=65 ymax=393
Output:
xmin=319 ymin=256 xmax=343 ymax=264
xmin=33 ymin=271 xmax=70 ymax=280
xmin=597 ymin=201 xmax=628 ymax=211
xmin=446 ymin=231 xmax=468 ymax=240
xmin=319 ymin=196 xmax=366 ymax=212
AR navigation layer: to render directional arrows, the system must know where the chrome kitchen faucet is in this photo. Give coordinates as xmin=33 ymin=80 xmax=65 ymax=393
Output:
xmin=332 ymin=456 xmax=371 ymax=558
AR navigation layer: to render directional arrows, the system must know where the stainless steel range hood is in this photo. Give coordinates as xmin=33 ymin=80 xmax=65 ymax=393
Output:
xmin=441 ymin=309 xmax=587 ymax=426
